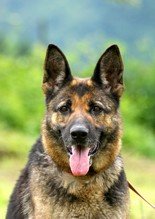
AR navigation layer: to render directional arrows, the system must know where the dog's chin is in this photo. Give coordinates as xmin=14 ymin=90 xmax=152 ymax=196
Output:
xmin=66 ymin=144 xmax=99 ymax=177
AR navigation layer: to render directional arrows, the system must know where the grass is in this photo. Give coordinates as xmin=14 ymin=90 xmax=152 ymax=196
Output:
xmin=0 ymin=130 xmax=155 ymax=218
xmin=124 ymin=153 xmax=155 ymax=219
xmin=0 ymin=158 xmax=26 ymax=218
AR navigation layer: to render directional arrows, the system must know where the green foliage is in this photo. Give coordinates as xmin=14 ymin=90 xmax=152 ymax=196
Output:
xmin=125 ymin=59 xmax=155 ymax=129
xmin=121 ymin=59 xmax=155 ymax=158
xmin=0 ymin=44 xmax=155 ymax=158
xmin=0 ymin=45 xmax=45 ymax=135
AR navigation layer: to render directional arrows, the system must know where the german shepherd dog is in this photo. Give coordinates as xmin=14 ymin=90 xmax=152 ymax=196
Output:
xmin=7 ymin=44 xmax=129 ymax=218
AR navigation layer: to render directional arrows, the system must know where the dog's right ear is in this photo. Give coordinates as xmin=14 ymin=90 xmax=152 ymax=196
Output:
xmin=42 ymin=44 xmax=72 ymax=94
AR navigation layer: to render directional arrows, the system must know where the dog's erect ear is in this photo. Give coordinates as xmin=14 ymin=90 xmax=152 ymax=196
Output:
xmin=92 ymin=45 xmax=124 ymax=98
xmin=42 ymin=44 xmax=72 ymax=94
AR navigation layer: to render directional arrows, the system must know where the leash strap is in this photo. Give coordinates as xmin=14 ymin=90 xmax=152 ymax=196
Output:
xmin=128 ymin=181 xmax=155 ymax=209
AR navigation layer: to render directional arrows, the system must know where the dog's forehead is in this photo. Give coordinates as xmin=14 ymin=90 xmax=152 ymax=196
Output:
xmin=70 ymin=77 xmax=93 ymax=97
xmin=67 ymin=77 xmax=116 ymax=110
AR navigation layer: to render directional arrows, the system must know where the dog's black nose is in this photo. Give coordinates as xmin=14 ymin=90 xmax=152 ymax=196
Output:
xmin=70 ymin=125 xmax=88 ymax=141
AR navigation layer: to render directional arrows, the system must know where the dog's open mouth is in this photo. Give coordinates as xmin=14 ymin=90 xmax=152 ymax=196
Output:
xmin=67 ymin=145 xmax=99 ymax=176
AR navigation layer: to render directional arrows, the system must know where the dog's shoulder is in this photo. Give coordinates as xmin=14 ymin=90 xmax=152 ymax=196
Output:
xmin=6 ymin=137 xmax=44 ymax=219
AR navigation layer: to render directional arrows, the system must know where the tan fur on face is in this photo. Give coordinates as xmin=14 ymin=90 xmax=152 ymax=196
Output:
xmin=42 ymin=122 xmax=70 ymax=172
xmin=92 ymin=135 xmax=122 ymax=172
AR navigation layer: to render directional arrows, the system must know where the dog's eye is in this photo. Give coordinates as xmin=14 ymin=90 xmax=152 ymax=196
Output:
xmin=59 ymin=105 xmax=70 ymax=114
xmin=90 ymin=106 xmax=103 ymax=114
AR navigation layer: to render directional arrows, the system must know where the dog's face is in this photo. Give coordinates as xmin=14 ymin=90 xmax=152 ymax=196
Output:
xmin=42 ymin=44 xmax=124 ymax=176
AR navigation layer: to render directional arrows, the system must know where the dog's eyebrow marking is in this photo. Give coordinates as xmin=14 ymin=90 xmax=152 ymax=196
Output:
xmin=57 ymin=101 xmax=67 ymax=107
xmin=86 ymin=79 xmax=93 ymax=86
xmin=71 ymin=79 xmax=78 ymax=86
xmin=92 ymin=101 xmax=111 ymax=113
xmin=93 ymin=101 xmax=104 ymax=108
xmin=57 ymin=100 xmax=71 ymax=109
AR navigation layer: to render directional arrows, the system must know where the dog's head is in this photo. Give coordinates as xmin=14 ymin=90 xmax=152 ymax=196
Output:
xmin=42 ymin=44 xmax=124 ymax=176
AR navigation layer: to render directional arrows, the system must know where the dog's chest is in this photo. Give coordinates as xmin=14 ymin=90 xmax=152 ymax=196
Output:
xmin=31 ymin=180 xmax=125 ymax=219
xmin=47 ymin=196 xmax=123 ymax=219
xmin=29 ymin=162 xmax=128 ymax=219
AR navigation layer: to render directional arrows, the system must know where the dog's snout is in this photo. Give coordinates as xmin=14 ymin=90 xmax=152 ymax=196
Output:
xmin=70 ymin=125 xmax=88 ymax=141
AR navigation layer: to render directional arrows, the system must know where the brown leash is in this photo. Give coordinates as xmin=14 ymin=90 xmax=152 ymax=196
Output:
xmin=128 ymin=181 xmax=155 ymax=209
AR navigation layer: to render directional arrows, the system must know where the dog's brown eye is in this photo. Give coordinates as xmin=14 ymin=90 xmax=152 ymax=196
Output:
xmin=91 ymin=106 xmax=102 ymax=114
xmin=59 ymin=105 xmax=70 ymax=113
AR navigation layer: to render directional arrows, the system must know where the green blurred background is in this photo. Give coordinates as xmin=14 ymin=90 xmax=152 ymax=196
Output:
xmin=0 ymin=0 xmax=155 ymax=218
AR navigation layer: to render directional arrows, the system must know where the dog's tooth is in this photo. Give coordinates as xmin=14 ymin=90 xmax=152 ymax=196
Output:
xmin=89 ymin=158 xmax=92 ymax=166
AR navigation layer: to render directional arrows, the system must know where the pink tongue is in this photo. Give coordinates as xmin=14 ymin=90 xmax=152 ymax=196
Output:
xmin=69 ymin=147 xmax=90 ymax=176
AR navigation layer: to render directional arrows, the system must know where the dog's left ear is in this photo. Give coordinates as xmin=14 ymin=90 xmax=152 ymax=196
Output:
xmin=92 ymin=45 xmax=124 ymax=98
xmin=42 ymin=44 xmax=72 ymax=94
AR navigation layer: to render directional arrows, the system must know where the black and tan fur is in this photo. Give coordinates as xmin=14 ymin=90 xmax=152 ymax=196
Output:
xmin=7 ymin=44 xmax=129 ymax=219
